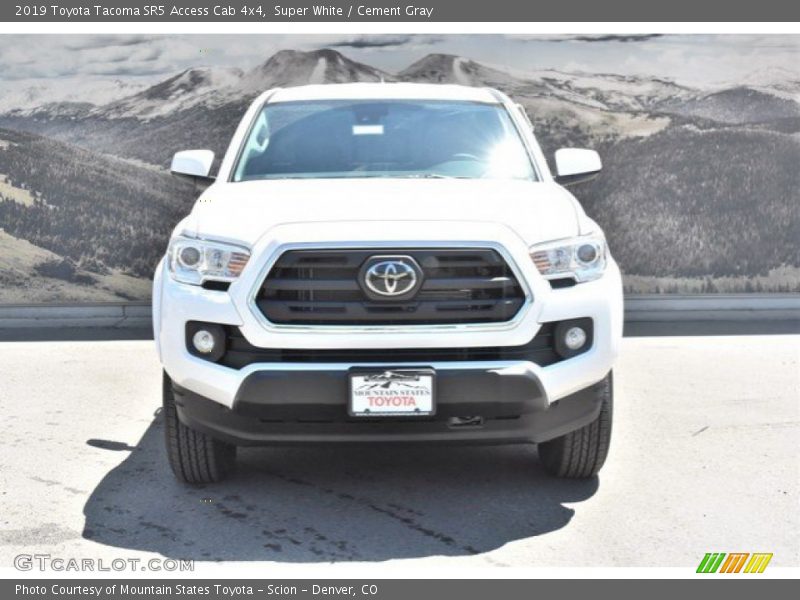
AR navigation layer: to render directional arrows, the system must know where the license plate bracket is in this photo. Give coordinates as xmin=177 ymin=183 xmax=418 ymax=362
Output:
xmin=348 ymin=368 xmax=436 ymax=417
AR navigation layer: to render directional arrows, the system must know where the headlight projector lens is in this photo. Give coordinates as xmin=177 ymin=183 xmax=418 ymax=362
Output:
xmin=192 ymin=330 xmax=216 ymax=354
xmin=179 ymin=246 xmax=201 ymax=267
xmin=577 ymin=244 xmax=598 ymax=264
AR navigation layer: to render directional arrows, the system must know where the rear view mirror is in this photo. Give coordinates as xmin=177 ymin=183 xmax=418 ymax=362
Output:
xmin=170 ymin=149 xmax=215 ymax=183
xmin=554 ymin=148 xmax=602 ymax=186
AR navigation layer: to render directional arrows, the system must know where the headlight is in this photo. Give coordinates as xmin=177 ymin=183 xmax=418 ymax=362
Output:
xmin=529 ymin=234 xmax=607 ymax=283
xmin=167 ymin=237 xmax=250 ymax=285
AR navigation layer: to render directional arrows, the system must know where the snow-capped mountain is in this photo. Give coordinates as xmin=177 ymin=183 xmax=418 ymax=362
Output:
xmin=95 ymin=67 xmax=243 ymax=119
xmin=397 ymin=55 xmax=694 ymax=112
xmin=2 ymin=48 xmax=800 ymax=165
xmin=1 ymin=48 xmax=798 ymax=299
xmin=0 ymin=76 xmax=156 ymax=116
xmin=659 ymin=86 xmax=800 ymax=124
xmin=736 ymin=66 xmax=800 ymax=88
xmin=398 ymin=53 xmax=523 ymax=87
xmin=6 ymin=48 xmax=799 ymax=127
xmin=722 ymin=67 xmax=800 ymax=103
xmin=87 ymin=49 xmax=393 ymax=121
xmin=524 ymin=69 xmax=694 ymax=112
xmin=237 ymin=48 xmax=392 ymax=93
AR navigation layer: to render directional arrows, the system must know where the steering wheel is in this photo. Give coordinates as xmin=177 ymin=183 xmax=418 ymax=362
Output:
xmin=450 ymin=153 xmax=481 ymax=161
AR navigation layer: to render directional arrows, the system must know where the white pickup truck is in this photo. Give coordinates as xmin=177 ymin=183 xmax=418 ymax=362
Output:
xmin=154 ymin=82 xmax=623 ymax=483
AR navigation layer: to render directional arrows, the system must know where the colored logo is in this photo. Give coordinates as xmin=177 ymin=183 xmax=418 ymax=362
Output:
xmin=696 ymin=552 xmax=773 ymax=573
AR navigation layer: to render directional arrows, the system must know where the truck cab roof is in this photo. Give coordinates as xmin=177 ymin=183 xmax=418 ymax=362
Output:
xmin=265 ymin=82 xmax=504 ymax=104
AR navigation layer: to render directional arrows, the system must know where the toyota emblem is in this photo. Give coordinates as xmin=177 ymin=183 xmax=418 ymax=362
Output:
xmin=360 ymin=256 xmax=423 ymax=299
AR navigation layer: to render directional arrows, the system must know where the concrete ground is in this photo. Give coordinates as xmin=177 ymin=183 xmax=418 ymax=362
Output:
xmin=0 ymin=331 xmax=798 ymax=571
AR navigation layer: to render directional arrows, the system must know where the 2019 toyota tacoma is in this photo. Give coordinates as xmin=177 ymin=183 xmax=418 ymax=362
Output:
xmin=153 ymin=83 xmax=623 ymax=483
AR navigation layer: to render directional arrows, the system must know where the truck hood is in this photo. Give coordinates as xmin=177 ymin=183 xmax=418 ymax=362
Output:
xmin=184 ymin=178 xmax=582 ymax=247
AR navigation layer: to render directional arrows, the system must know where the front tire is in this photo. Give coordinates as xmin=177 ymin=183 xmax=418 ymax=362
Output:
xmin=162 ymin=372 xmax=236 ymax=484
xmin=538 ymin=373 xmax=613 ymax=478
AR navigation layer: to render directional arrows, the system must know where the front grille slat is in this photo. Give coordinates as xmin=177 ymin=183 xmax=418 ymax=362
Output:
xmin=258 ymin=248 xmax=527 ymax=326
xmin=258 ymin=299 xmax=525 ymax=324
xmin=421 ymin=276 xmax=517 ymax=291
xmin=221 ymin=323 xmax=559 ymax=369
xmin=267 ymin=278 xmax=360 ymax=291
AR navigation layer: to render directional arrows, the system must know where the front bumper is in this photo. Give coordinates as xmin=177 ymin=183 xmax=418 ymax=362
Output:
xmin=171 ymin=370 xmax=605 ymax=445
xmin=153 ymin=224 xmax=623 ymax=444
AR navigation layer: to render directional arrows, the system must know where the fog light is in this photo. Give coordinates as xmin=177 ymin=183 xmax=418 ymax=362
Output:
xmin=564 ymin=326 xmax=587 ymax=350
xmin=192 ymin=330 xmax=216 ymax=354
xmin=553 ymin=319 xmax=593 ymax=359
xmin=186 ymin=322 xmax=227 ymax=362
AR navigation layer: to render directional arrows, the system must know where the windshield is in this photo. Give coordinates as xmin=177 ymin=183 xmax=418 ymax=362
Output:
xmin=232 ymin=99 xmax=537 ymax=181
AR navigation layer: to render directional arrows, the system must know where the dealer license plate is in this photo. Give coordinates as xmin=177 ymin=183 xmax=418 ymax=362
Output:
xmin=349 ymin=369 xmax=435 ymax=417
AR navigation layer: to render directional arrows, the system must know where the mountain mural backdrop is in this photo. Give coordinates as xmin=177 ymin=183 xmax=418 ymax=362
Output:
xmin=0 ymin=45 xmax=798 ymax=302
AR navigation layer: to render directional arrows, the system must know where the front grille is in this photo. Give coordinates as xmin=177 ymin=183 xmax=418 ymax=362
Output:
xmin=220 ymin=323 xmax=560 ymax=369
xmin=256 ymin=248 xmax=527 ymax=326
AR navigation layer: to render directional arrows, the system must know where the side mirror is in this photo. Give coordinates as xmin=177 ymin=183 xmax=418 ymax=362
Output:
xmin=170 ymin=149 xmax=215 ymax=183
xmin=554 ymin=148 xmax=602 ymax=186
